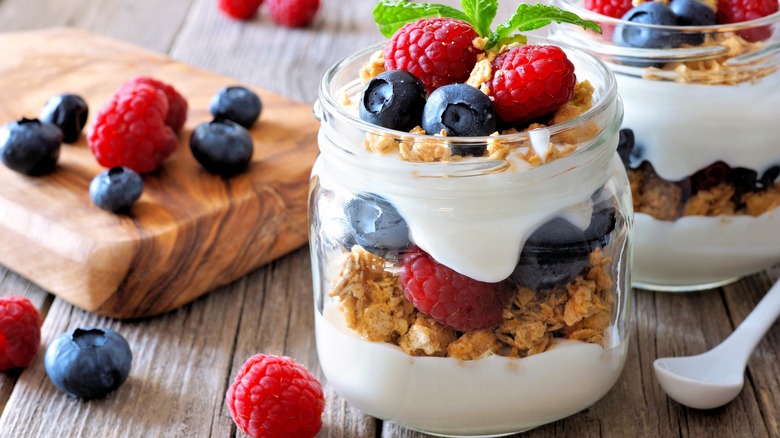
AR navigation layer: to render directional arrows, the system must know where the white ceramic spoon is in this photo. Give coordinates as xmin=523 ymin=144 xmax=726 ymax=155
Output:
xmin=654 ymin=279 xmax=780 ymax=410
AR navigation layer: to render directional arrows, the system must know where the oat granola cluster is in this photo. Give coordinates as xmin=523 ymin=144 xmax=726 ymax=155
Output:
xmin=329 ymin=246 xmax=614 ymax=361
xmin=643 ymin=34 xmax=777 ymax=85
xmin=629 ymin=162 xmax=780 ymax=219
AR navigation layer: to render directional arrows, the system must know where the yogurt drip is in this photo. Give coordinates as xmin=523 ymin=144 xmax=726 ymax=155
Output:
xmin=314 ymin=128 xmax=619 ymax=282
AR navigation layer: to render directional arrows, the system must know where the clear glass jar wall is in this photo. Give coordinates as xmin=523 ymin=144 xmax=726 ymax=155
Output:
xmin=551 ymin=0 xmax=780 ymax=291
xmin=309 ymin=41 xmax=632 ymax=437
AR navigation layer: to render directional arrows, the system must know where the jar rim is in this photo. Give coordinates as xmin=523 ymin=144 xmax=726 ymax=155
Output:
xmin=317 ymin=37 xmax=619 ymax=152
xmin=554 ymin=0 xmax=780 ymax=31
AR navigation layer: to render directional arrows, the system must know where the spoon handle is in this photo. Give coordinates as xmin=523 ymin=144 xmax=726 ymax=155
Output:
xmin=719 ymin=279 xmax=780 ymax=365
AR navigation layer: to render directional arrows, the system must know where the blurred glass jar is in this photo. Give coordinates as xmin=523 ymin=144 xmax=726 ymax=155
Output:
xmin=310 ymin=40 xmax=632 ymax=436
xmin=550 ymin=0 xmax=780 ymax=291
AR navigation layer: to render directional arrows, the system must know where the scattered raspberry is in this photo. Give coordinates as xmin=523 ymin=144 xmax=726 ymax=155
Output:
xmin=384 ymin=18 xmax=481 ymax=94
xmin=583 ymin=0 xmax=634 ymax=18
xmin=218 ymin=0 xmax=264 ymax=20
xmin=120 ymin=77 xmax=188 ymax=133
xmin=89 ymin=84 xmax=178 ymax=173
xmin=489 ymin=45 xmax=576 ymax=124
xmin=0 ymin=295 xmax=42 ymax=371
xmin=717 ymin=0 xmax=779 ymax=42
xmin=266 ymin=0 xmax=320 ymax=28
xmin=400 ymin=247 xmax=507 ymax=331
xmin=226 ymin=354 xmax=324 ymax=438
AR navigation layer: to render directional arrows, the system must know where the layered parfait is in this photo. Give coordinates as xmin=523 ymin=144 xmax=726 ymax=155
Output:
xmin=551 ymin=0 xmax=780 ymax=289
xmin=310 ymin=2 xmax=632 ymax=436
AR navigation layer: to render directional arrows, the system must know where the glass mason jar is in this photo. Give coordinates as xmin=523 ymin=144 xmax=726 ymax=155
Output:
xmin=550 ymin=0 xmax=780 ymax=291
xmin=310 ymin=40 xmax=631 ymax=436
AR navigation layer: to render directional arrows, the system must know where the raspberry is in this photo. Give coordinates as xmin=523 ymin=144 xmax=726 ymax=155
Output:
xmin=266 ymin=0 xmax=320 ymax=28
xmin=89 ymin=84 xmax=178 ymax=173
xmin=584 ymin=0 xmax=634 ymax=18
xmin=384 ymin=18 xmax=481 ymax=94
xmin=226 ymin=354 xmax=324 ymax=438
xmin=218 ymin=0 xmax=263 ymax=20
xmin=717 ymin=0 xmax=779 ymax=42
xmin=121 ymin=77 xmax=188 ymax=133
xmin=489 ymin=45 xmax=576 ymax=124
xmin=399 ymin=247 xmax=507 ymax=331
xmin=0 ymin=296 xmax=42 ymax=371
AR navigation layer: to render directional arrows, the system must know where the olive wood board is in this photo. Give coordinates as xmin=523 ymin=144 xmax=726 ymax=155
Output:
xmin=0 ymin=28 xmax=319 ymax=318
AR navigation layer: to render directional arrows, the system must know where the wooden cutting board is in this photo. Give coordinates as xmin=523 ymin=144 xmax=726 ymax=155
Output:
xmin=0 ymin=28 xmax=320 ymax=318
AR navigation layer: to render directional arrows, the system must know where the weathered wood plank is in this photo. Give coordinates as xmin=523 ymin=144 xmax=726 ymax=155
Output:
xmin=0 ymin=0 xmax=195 ymax=53
xmin=0 ymin=276 xmax=246 ymax=437
xmin=169 ymin=0 xmax=519 ymax=104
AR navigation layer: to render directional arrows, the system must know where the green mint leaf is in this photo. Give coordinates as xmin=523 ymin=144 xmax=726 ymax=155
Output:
xmin=373 ymin=1 xmax=471 ymax=38
xmin=461 ymin=0 xmax=498 ymax=38
xmin=486 ymin=4 xmax=602 ymax=49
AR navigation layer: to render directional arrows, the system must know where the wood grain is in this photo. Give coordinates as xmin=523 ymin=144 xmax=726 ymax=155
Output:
xmin=0 ymin=28 xmax=319 ymax=318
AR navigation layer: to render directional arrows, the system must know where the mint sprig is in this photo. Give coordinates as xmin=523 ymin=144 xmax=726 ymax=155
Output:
xmin=373 ymin=1 xmax=470 ymax=38
xmin=373 ymin=1 xmax=601 ymax=49
xmin=486 ymin=4 xmax=602 ymax=49
xmin=461 ymin=0 xmax=497 ymax=38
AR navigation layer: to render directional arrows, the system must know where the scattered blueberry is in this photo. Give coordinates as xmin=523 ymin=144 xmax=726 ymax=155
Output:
xmin=209 ymin=86 xmax=262 ymax=128
xmin=190 ymin=119 xmax=254 ymax=176
xmin=89 ymin=166 xmax=144 ymax=213
xmin=359 ymin=70 xmax=426 ymax=132
xmin=344 ymin=193 xmax=410 ymax=257
xmin=614 ymin=2 xmax=679 ymax=49
xmin=617 ymin=128 xmax=635 ymax=168
xmin=511 ymin=218 xmax=590 ymax=291
xmin=44 ymin=327 xmax=132 ymax=399
xmin=40 ymin=94 xmax=89 ymax=143
xmin=422 ymin=84 xmax=496 ymax=142
xmin=0 ymin=118 xmax=62 ymax=176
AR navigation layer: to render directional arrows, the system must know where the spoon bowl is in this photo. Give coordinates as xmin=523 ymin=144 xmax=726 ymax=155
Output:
xmin=654 ymin=279 xmax=780 ymax=409
xmin=654 ymin=354 xmax=744 ymax=410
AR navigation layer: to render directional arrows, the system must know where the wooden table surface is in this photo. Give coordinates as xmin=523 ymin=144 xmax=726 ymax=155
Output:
xmin=1 ymin=1 xmax=779 ymax=437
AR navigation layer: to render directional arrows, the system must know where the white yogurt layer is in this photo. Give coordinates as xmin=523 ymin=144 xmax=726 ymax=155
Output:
xmin=633 ymin=210 xmax=780 ymax=288
xmin=316 ymin=303 xmax=627 ymax=436
xmin=313 ymin=132 xmax=623 ymax=283
xmin=617 ymin=72 xmax=780 ymax=181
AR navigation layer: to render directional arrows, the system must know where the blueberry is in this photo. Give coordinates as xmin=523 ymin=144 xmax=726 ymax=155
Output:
xmin=40 ymin=94 xmax=89 ymax=143
xmin=0 ymin=118 xmax=62 ymax=176
xmin=344 ymin=193 xmax=410 ymax=257
xmin=90 ymin=166 xmax=144 ymax=213
xmin=585 ymin=203 xmax=617 ymax=250
xmin=209 ymin=86 xmax=262 ymax=128
xmin=190 ymin=119 xmax=254 ymax=176
xmin=759 ymin=166 xmax=780 ymax=190
xmin=692 ymin=161 xmax=731 ymax=192
xmin=614 ymin=3 xmax=679 ymax=49
xmin=44 ymin=327 xmax=132 ymax=399
xmin=671 ymin=0 xmax=716 ymax=26
xmin=617 ymin=128 xmax=635 ymax=168
xmin=511 ymin=218 xmax=590 ymax=291
xmin=422 ymin=84 xmax=496 ymax=142
xmin=671 ymin=0 xmax=716 ymax=45
xmin=359 ymin=70 xmax=427 ymax=132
